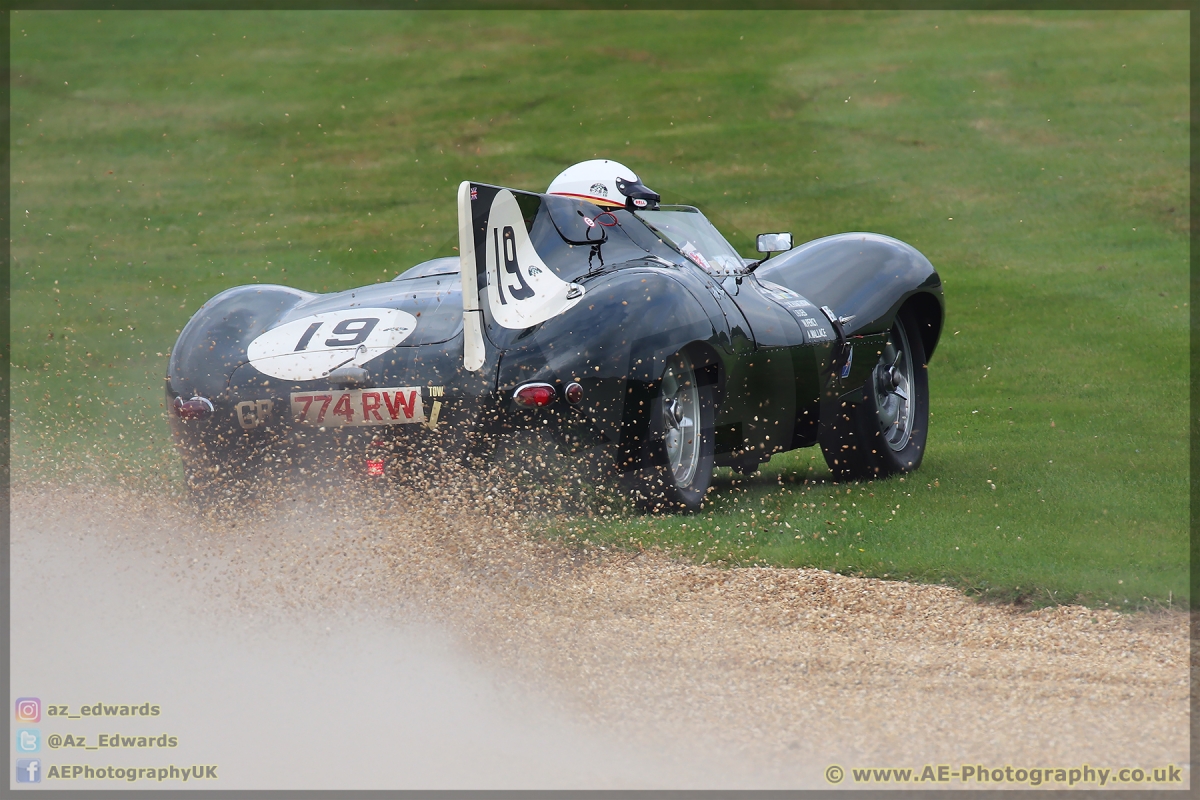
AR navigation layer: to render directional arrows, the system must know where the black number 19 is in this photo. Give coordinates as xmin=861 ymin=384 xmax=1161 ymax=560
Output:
xmin=294 ymin=322 xmax=322 ymax=351
xmin=493 ymin=225 xmax=535 ymax=305
xmin=293 ymin=318 xmax=379 ymax=351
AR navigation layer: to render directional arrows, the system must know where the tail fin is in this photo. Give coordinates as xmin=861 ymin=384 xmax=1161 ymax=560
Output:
xmin=458 ymin=181 xmax=585 ymax=372
xmin=458 ymin=181 xmax=486 ymax=371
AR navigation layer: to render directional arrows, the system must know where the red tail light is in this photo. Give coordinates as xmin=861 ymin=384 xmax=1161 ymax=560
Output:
xmin=173 ymin=395 xmax=214 ymax=420
xmin=513 ymin=383 xmax=556 ymax=408
xmin=365 ymin=458 xmax=386 ymax=477
xmin=564 ymin=382 xmax=584 ymax=405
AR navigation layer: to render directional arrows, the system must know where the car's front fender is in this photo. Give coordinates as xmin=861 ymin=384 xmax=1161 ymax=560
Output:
xmin=756 ymin=232 xmax=944 ymax=358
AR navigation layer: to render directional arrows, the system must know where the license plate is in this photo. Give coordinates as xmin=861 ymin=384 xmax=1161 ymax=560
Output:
xmin=290 ymin=387 xmax=425 ymax=427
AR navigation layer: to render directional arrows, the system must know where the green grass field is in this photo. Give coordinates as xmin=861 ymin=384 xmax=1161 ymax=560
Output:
xmin=10 ymin=10 xmax=1189 ymax=609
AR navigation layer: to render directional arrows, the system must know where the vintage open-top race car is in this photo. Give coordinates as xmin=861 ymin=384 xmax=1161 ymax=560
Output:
xmin=167 ymin=160 xmax=944 ymax=510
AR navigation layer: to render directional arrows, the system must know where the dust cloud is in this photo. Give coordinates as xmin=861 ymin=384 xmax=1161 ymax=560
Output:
xmin=9 ymin=480 xmax=805 ymax=789
xmin=9 ymin=471 xmax=1190 ymax=790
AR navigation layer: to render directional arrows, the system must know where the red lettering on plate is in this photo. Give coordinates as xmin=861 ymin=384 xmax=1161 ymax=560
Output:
xmin=295 ymin=395 xmax=315 ymax=418
xmin=313 ymin=394 xmax=333 ymax=422
xmin=383 ymin=390 xmax=417 ymax=420
xmin=332 ymin=393 xmax=354 ymax=423
xmin=361 ymin=392 xmax=383 ymax=421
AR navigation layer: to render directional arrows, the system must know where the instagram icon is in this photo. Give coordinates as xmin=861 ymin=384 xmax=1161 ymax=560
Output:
xmin=15 ymin=698 xmax=40 ymax=723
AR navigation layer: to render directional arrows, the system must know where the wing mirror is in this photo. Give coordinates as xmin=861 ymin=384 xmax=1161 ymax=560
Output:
xmin=756 ymin=232 xmax=793 ymax=253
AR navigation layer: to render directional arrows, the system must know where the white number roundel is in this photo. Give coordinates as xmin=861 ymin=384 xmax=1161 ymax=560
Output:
xmin=246 ymin=307 xmax=417 ymax=381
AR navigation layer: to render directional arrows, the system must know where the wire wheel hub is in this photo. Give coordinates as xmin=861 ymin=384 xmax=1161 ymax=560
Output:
xmin=873 ymin=323 xmax=915 ymax=451
xmin=661 ymin=357 xmax=701 ymax=486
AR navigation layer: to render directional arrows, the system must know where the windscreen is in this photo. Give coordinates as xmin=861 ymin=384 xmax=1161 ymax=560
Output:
xmin=635 ymin=205 xmax=746 ymax=274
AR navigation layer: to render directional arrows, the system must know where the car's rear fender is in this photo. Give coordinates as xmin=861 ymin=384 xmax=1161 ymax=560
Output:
xmin=495 ymin=267 xmax=725 ymax=460
xmin=167 ymin=284 xmax=315 ymax=403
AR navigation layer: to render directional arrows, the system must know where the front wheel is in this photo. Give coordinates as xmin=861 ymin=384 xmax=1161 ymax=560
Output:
xmin=624 ymin=350 xmax=716 ymax=512
xmin=820 ymin=309 xmax=930 ymax=480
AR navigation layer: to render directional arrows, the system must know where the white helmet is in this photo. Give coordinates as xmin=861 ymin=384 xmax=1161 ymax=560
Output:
xmin=546 ymin=159 xmax=660 ymax=211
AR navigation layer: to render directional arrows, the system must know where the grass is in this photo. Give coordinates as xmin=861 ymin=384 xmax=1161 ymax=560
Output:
xmin=9 ymin=10 xmax=1189 ymax=609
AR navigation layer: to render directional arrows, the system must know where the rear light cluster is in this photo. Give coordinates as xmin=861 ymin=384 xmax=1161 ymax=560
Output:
xmin=172 ymin=395 xmax=214 ymax=420
xmin=513 ymin=382 xmax=585 ymax=408
xmin=513 ymin=383 xmax=556 ymax=408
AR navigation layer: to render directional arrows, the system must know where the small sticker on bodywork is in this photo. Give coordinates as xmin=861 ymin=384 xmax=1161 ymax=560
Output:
xmin=758 ymin=281 xmax=801 ymax=302
xmin=840 ymin=347 xmax=854 ymax=378
xmin=679 ymin=242 xmax=711 ymax=271
xmin=425 ymin=400 xmax=443 ymax=430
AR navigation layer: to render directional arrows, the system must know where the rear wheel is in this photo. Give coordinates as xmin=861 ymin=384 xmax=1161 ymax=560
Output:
xmin=820 ymin=309 xmax=929 ymax=480
xmin=625 ymin=350 xmax=716 ymax=512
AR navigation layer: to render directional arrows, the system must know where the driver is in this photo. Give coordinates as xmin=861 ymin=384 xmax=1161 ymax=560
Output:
xmin=547 ymin=160 xmax=745 ymax=275
xmin=546 ymin=159 xmax=661 ymax=211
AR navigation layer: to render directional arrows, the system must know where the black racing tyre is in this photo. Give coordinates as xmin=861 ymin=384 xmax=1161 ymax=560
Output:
xmin=819 ymin=309 xmax=930 ymax=480
xmin=625 ymin=349 xmax=716 ymax=512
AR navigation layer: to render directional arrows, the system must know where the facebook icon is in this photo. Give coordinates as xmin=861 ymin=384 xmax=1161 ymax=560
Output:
xmin=16 ymin=758 xmax=41 ymax=783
